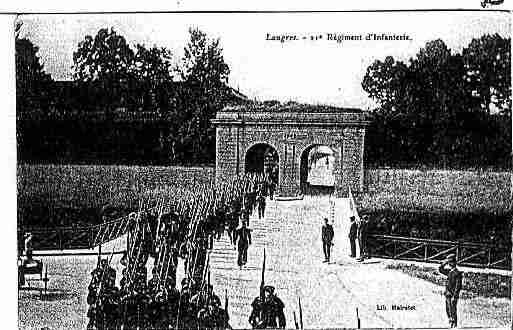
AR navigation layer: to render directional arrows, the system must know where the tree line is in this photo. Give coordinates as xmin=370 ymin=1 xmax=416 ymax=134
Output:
xmin=16 ymin=25 xmax=236 ymax=165
xmin=16 ymin=24 xmax=511 ymax=169
xmin=362 ymin=35 xmax=511 ymax=169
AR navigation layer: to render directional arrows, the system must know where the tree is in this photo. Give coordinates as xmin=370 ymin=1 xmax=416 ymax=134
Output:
xmin=15 ymin=23 xmax=52 ymax=116
xmin=462 ymin=34 xmax=511 ymax=115
xmin=132 ymin=44 xmax=174 ymax=111
xmin=176 ymin=27 xmax=231 ymax=164
xmin=181 ymin=28 xmax=230 ymax=92
xmin=362 ymin=37 xmax=511 ymax=169
xmin=72 ymin=28 xmax=135 ymax=111
xmin=362 ymin=56 xmax=409 ymax=114
xmin=132 ymin=44 xmax=176 ymax=162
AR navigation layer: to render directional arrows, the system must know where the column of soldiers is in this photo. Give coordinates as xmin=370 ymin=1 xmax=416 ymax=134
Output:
xmin=86 ymin=173 xmax=276 ymax=330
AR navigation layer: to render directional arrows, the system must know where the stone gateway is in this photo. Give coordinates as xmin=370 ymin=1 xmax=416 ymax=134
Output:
xmin=212 ymin=104 xmax=371 ymax=197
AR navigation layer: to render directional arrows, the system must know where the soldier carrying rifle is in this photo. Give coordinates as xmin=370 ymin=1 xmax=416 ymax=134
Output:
xmin=249 ymin=286 xmax=286 ymax=329
xmin=249 ymin=250 xmax=286 ymax=329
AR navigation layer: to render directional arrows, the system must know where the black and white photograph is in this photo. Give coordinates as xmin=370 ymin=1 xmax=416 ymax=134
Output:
xmin=11 ymin=5 xmax=512 ymax=330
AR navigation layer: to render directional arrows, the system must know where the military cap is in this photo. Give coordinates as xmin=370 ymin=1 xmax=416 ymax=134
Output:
xmin=263 ymin=285 xmax=275 ymax=294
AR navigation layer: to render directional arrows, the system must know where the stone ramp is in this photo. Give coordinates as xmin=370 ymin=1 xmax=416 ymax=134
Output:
xmin=210 ymin=196 xmax=510 ymax=329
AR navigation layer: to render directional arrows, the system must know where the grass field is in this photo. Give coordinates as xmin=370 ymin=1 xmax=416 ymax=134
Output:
xmin=17 ymin=165 xmax=511 ymax=231
xmin=18 ymin=164 xmax=213 ymax=209
xmin=363 ymin=169 xmax=511 ymax=214
xmin=17 ymin=164 xmax=213 ymax=227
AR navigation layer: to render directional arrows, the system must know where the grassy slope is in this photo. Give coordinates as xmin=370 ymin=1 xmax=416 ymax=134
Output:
xmin=363 ymin=169 xmax=511 ymax=214
xmin=17 ymin=164 xmax=214 ymax=210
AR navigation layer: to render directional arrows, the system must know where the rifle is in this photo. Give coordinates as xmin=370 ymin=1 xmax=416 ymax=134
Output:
xmin=356 ymin=307 xmax=361 ymax=329
xmin=97 ymin=244 xmax=102 ymax=267
xmin=293 ymin=311 xmax=299 ymax=329
xmin=254 ymin=248 xmax=266 ymax=328
xmin=298 ymin=296 xmax=304 ymax=330
xmin=224 ymin=289 xmax=229 ymax=314
xmin=260 ymin=249 xmax=266 ymax=300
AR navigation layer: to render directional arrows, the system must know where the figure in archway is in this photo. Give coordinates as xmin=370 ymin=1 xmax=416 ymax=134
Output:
xmin=246 ymin=143 xmax=279 ymax=198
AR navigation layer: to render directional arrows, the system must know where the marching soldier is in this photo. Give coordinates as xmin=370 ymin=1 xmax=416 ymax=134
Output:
xmin=227 ymin=206 xmax=239 ymax=246
xmin=197 ymin=295 xmax=230 ymax=330
xmin=147 ymin=268 xmax=160 ymax=297
xmin=234 ymin=221 xmax=252 ymax=269
xmin=321 ymin=218 xmax=334 ymax=263
xmin=257 ymin=194 xmax=266 ymax=219
xmin=439 ymin=254 xmax=462 ymax=328
xmin=249 ymin=285 xmax=286 ymax=329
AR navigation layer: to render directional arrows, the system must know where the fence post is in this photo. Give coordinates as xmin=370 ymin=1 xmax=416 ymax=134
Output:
xmin=424 ymin=243 xmax=427 ymax=262
xmin=58 ymin=228 xmax=63 ymax=250
xmin=89 ymin=227 xmax=94 ymax=249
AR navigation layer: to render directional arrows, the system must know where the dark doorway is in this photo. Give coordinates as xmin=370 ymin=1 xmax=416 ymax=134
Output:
xmin=300 ymin=145 xmax=336 ymax=195
xmin=245 ymin=143 xmax=279 ymax=186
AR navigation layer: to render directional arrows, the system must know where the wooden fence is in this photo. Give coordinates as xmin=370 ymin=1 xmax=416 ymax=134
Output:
xmin=368 ymin=234 xmax=511 ymax=270
xmin=18 ymin=213 xmax=135 ymax=252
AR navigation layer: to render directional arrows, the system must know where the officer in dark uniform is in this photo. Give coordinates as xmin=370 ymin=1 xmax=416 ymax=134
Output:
xmin=248 ymin=285 xmax=286 ymax=329
xmin=348 ymin=216 xmax=358 ymax=258
xmin=234 ymin=221 xmax=252 ymax=269
xmin=356 ymin=215 xmax=370 ymax=262
xmin=321 ymin=218 xmax=334 ymax=263
xmin=439 ymin=254 xmax=462 ymax=328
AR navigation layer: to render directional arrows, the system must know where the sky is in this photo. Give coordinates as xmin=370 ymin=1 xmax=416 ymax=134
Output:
xmin=17 ymin=11 xmax=510 ymax=109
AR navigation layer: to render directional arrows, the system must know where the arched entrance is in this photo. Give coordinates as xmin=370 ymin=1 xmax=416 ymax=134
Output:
xmin=245 ymin=143 xmax=279 ymax=185
xmin=213 ymin=106 xmax=370 ymax=197
xmin=300 ymin=145 xmax=336 ymax=195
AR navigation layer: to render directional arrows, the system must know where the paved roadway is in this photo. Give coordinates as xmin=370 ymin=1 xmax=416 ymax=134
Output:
xmin=209 ymin=196 xmax=510 ymax=329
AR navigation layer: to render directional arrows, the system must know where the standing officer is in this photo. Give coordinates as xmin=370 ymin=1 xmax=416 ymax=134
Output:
xmin=234 ymin=221 xmax=252 ymax=269
xmin=356 ymin=215 xmax=369 ymax=262
xmin=439 ymin=254 xmax=462 ymax=328
xmin=348 ymin=216 xmax=357 ymax=258
xmin=321 ymin=218 xmax=334 ymax=263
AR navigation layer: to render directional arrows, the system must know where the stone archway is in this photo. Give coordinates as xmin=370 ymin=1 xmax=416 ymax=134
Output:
xmin=300 ymin=145 xmax=336 ymax=195
xmin=213 ymin=104 xmax=370 ymax=197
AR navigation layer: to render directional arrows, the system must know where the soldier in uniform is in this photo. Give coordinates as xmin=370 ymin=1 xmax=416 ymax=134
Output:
xmin=348 ymin=216 xmax=357 ymax=258
xmin=439 ymin=254 xmax=462 ymax=328
xmin=356 ymin=215 xmax=370 ymax=262
xmin=257 ymin=194 xmax=266 ymax=219
xmin=100 ymin=281 xmax=121 ymax=330
xmin=248 ymin=286 xmax=286 ymax=329
xmin=197 ymin=294 xmax=230 ymax=330
xmin=234 ymin=221 xmax=252 ymax=269
xmin=321 ymin=218 xmax=334 ymax=263
xmin=147 ymin=268 xmax=160 ymax=297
